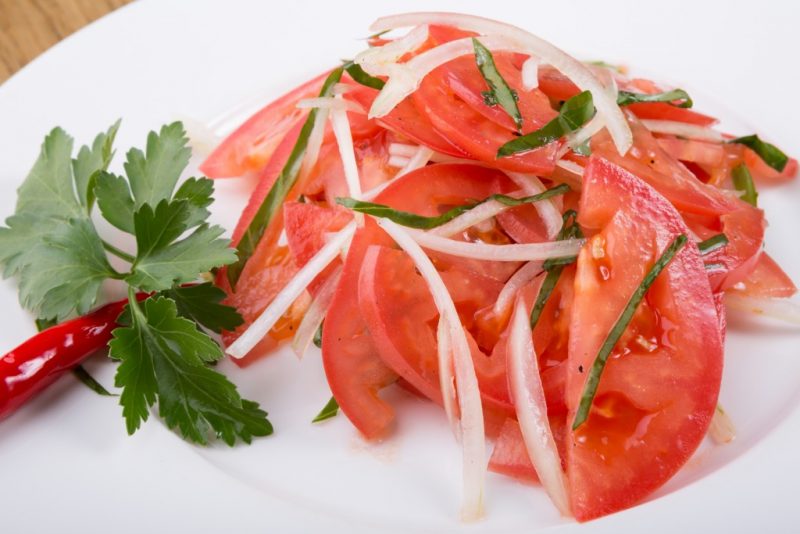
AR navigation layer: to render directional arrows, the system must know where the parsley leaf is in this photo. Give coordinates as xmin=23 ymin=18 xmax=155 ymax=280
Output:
xmin=95 ymin=171 xmax=136 ymax=233
xmin=312 ymin=397 xmax=339 ymax=423
xmin=125 ymin=122 xmax=191 ymax=207
xmin=111 ymin=294 xmax=272 ymax=445
xmin=174 ymin=177 xmax=214 ymax=228
xmin=161 ymin=282 xmax=243 ymax=333
xmin=128 ymin=223 xmax=236 ymax=292
xmin=72 ymin=120 xmax=120 ymax=209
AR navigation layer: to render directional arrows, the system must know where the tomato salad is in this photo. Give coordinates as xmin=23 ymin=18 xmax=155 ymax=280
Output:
xmin=2 ymin=11 xmax=797 ymax=524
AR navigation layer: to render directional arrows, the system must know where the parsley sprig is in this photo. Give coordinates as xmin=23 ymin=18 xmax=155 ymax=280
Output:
xmin=0 ymin=121 xmax=271 ymax=446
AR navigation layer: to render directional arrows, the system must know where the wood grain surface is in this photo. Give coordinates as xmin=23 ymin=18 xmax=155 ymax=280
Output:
xmin=0 ymin=0 xmax=132 ymax=83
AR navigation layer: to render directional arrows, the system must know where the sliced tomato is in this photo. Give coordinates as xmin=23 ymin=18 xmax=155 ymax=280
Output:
xmin=413 ymin=62 xmax=558 ymax=174
xmin=200 ymin=71 xmax=328 ymax=178
xmin=656 ymin=136 xmax=724 ymax=168
xmin=566 ymin=156 xmax=723 ymax=521
xmin=729 ymin=252 xmax=797 ymax=298
xmin=489 ymin=418 xmax=539 ymax=483
xmin=283 ymin=200 xmax=351 ymax=294
xmin=322 ymin=224 xmax=398 ymax=440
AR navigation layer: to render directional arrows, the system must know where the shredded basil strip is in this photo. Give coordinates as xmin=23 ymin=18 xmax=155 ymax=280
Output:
xmin=587 ymin=60 xmax=624 ymax=73
xmin=343 ymin=60 xmax=385 ymax=90
xmin=697 ymin=233 xmax=729 ymax=255
xmin=497 ymin=91 xmax=595 ymax=158
xmin=729 ymin=135 xmax=789 ymax=172
xmin=228 ymin=67 xmax=344 ymax=287
xmin=732 ymin=164 xmax=758 ymax=206
xmin=616 ymin=89 xmax=693 ymax=108
xmin=336 ymin=184 xmax=570 ymax=230
xmin=572 ymin=234 xmax=687 ymax=430
xmin=472 ymin=38 xmax=522 ymax=132
xmin=35 ymin=318 xmax=116 ymax=397
xmin=312 ymin=396 xmax=339 ymax=423
xmin=530 ymin=211 xmax=583 ymax=328
xmin=313 ymin=321 xmax=323 ymax=348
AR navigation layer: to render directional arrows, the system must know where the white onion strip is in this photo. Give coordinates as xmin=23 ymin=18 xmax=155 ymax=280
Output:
xmin=299 ymin=107 xmax=329 ymax=180
xmin=430 ymin=196 xmax=516 ymax=238
xmin=330 ymin=96 xmax=364 ymax=208
xmin=436 ymin=315 xmax=459 ymax=436
xmin=297 ymin=97 xmax=364 ymax=113
xmin=709 ymin=404 xmax=736 ymax=445
xmin=354 ymin=24 xmax=430 ymax=75
xmin=640 ymin=119 xmax=724 ymax=142
xmin=290 ymin=265 xmax=342 ymax=359
xmin=369 ymin=12 xmax=632 ymax=155
xmin=493 ymin=261 xmax=543 ymax=317
xmin=398 ymin=145 xmax=434 ymax=177
xmin=403 ymin=227 xmax=584 ymax=261
xmin=389 ymin=142 xmax=420 ymax=157
xmin=555 ymin=159 xmax=585 ymax=177
xmin=521 ymin=56 xmax=540 ymax=91
xmin=507 ymin=298 xmax=571 ymax=516
xmin=505 ymin=172 xmax=562 ymax=239
xmin=227 ymin=221 xmax=357 ymax=358
xmin=561 ymin=115 xmax=606 ymax=157
xmin=363 ymin=147 xmax=432 ymax=201
xmin=725 ymin=294 xmax=800 ymax=325
xmin=377 ymin=218 xmax=486 ymax=521
xmin=386 ymin=155 xmax=411 ymax=169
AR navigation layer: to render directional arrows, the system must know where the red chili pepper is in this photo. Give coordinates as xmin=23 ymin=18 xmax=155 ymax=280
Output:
xmin=0 ymin=296 xmax=141 ymax=420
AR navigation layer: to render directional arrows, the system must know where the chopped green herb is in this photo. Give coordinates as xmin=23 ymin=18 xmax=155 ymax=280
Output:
xmin=343 ymin=60 xmax=385 ymax=90
xmin=313 ymin=321 xmax=323 ymax=348
xmin=336 ymin=184 xmax=570 ymax=230
xmin=530 ymin=211 xmax=583 ymax=328
xmin=160 ymin=283 xmax=243 ymax=333
xmin=573 ymin=140 xmax=592 ymax=156
xmin=312 ymin=396 xmax=339 ymax=423
xmin=572 ymin=234 xmax=687 ymax=430
xmin=497 ymin=91 xmax=595 ymax=158
xmin=729 ymin=134 xmax=789 ymax=172
xmin=228 ymin=67 xmax=344 ymax=287
xmin=472 ymin=38 xmax=522 ymax=132
xmin=697 ymin=233 xmax=729 ymax=255
xmin=732 ymin=164 xmax=758 ymax=206
xmin=617 ymin=89 xmax=693 ymax=108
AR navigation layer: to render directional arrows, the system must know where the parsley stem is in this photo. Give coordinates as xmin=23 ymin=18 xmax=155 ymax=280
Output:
xmin=102 ymin=240 xmax=135 ymax=263
xmin=572 ymin=234 xmax=687 ymax=430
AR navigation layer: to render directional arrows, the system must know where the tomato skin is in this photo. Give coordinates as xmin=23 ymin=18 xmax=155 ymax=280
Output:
xmin=200 ymin=71 xmax=328 ymax=178
xmin=489 ymin=418 xmax=539 ymax=483
xmin=567 ymin=156 xmax=723 ymax=521
xmin=656 ymin=136 xmax=724 ymax=168
xmin=322 ymin=223 xmax=398 ymax=440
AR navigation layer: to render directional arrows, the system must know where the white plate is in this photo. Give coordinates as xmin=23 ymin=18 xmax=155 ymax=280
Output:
xmin=1 ymin=1 xmax=798 ymax=532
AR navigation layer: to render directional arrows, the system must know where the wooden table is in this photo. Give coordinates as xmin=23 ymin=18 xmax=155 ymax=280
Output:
xmin=0 ymin=0 xmax=131 ymax=83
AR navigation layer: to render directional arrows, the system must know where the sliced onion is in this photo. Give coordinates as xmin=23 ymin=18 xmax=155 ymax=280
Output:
xmin=436 ymin=315 xmax=460 ymax=436
xmin=332 ymin=83 xmax=355 ymax=95
xmin=369 ymin=13 xmax=632 ymax=155
xmin=561 ymin=114 xmax=606 ymax=157
xmin=227 ymin=221 xmax=357 ymax=359
xmin=354 ymin=24 xmax=430 ymax=75
xmin=505 ymin=172 xmax=562 ymax=239
xmin=299 ymin=107 xmax=329 ymax=180
xmin=725 ymin=294 xmax=800 ymax=325
xmin=493 ymin=261 xmax=543 ymax=317
xmin=555 ymin=159 xmax=585 ymax=177
xmin=709 ymin=404 xmax=736 ymax=445
xmin=398 ymin=145 xmax=434 ymax=177
xmin=387 ymin=155 xmax=411 ymax=169
xmin=640 ymin=119 xmax=724 ymax=142
xmin=377 ymin=218 xmax=486 ymax=521
xmin=389 ymin=142 xmax=420 ymax=157
xmin=290 ymin=265 xmax=342 ymax=359
xmin=521 ymin=56 xmax=540 ymax=91
xmin=330 ymin=97 xmax=364 ymax=203
xmin=430 ymin=196 xmax=516 ymax=238
xmin=401 ymin=226 xmax=584 ymax=262
xmin=507 ymin=298 xmax=571 ymax=516
xmin=297 ymin=97 xmax=364 ymax=113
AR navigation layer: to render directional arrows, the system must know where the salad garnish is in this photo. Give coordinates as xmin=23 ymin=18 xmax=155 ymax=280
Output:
xmin=616 ymin=88 xmax=693 ymax=108
xmin=0 ymin=121 xmax=270 ymax=445
xmin=472 ymin=38 xmax=523 ymax=131
xmin=497 ymin=91 xmax=595 ymax=157
xmin=729 ymin=134 xmax=789 ymax=172
xmin=732 ymin=163 xmax=759 ymax=206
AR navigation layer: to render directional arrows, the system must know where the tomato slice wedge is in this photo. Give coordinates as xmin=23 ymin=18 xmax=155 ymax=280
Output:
xmin=566 ymin=156 xmax=723 ymax=521
xmin=201 ymin=71 xmax=328 ymax=178
xmin=729 ymin=252 xmax=797 ymax=298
